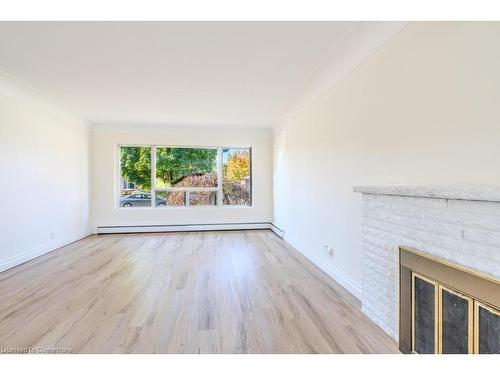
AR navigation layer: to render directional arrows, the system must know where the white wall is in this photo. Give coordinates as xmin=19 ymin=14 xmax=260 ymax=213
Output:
xmin=0 ymin=72 xmax=91 ymax=271
xmin=273 ymin=22 xmax=500 ymax=297
xmin=90 ymin=125 xmax=272 ymax=229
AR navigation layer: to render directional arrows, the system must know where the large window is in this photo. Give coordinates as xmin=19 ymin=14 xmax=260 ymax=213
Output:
xmin=119 ymin=146 xmax=251 ymax=208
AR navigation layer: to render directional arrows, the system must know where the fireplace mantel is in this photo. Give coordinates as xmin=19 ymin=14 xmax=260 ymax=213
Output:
xmin=354 ymin=185 xmax=500 ymax=202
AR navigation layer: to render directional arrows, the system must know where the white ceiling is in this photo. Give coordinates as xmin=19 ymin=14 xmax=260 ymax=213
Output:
xmin=0 ymin=22 xmax=361 ymax=128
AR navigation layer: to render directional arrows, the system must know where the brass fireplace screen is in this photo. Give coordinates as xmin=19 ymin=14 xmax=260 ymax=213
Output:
xmin=399 ymin=247 xmax=500 ymax=354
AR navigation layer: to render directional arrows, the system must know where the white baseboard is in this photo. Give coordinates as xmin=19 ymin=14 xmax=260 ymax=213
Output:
xmin=269 ymin=223 xmax=284 ymax=238
xmin=97 ymin=222 xmax=272 ymax=234
xmin=281 ymin=238 xmax=362 ymax=300
xmin=320 ymin=259 xmax=362 ymax=300
xmin=0 ymin=230 xmax=92 ymax=273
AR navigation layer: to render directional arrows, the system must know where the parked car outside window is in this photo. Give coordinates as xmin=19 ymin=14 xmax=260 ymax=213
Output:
xmin=120 ymin=193 xmax=166 ymax=207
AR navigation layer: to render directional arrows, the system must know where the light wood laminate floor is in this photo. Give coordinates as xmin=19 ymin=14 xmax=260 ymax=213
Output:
xmin=0 ymin=230 xmax=399 ymax=353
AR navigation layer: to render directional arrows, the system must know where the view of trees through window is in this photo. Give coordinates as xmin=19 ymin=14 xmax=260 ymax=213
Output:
xmin=120 ymin=146 xmax=152 ymax=207
xmin=155 ymin=147 xmax=217 ymax=188
xmin=119 ymin=146 xmax=251 ymax=207
xmin=222 ymin=148 xmax=251 ymax=205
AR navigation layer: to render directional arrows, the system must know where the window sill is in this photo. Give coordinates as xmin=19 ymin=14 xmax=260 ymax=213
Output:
xmin=114 ymin=205 xmax=253 ymax=210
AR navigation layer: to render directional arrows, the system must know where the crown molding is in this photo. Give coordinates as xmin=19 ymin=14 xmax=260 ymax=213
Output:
xmin=278 ymin=21 xmax=408 ymax=128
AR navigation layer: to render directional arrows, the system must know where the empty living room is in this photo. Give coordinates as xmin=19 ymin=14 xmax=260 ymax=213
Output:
xmin=1 ymin=1 xmax=499 ymax=373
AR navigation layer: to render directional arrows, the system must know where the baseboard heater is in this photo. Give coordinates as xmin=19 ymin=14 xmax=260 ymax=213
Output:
xmin=97 ymin=222 xmax=284 ymax=238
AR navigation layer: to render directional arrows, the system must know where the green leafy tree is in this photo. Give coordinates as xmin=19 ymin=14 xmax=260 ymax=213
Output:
xmin=156 ymin=147 xmax=217 ymax=186
xmin=120 ymin=147 xmax=217 ymax=190
xmin=120 ymin=146 xmax=152 ymax=190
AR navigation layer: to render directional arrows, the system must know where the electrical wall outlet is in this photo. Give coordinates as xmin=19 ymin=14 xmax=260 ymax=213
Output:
xmin=324 ymin=245 xmax=335 ymax=257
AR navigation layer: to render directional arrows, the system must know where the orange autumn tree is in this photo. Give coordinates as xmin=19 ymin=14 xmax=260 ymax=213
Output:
xmin=225 ymin=151 xmax=250 ymax=181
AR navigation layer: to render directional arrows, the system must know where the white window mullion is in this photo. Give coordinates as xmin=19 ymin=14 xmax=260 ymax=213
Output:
xmin=155 ymin=187 xmax=218 ymax=192
xmin=151 ymin=145 xmax=156 ymax=207
xmin=116 ymin=145 xmax=122 ymax=208
xmin=217 ymin=147 xmax=223 ymax=206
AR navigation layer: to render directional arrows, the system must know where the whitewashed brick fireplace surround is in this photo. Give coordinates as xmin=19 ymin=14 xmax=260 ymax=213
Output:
xmin=353 ymin=186 xmax=500 ymax=340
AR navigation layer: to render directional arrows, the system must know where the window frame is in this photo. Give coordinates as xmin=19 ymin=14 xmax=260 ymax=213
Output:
xmin=221 ymin=147 xmax=253 ymax=207
xmin=116 ymin=144 xmax=252 ymax=209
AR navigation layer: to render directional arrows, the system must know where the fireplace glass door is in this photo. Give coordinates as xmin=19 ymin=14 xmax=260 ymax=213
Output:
xmin=474 ymin=302 xmax=500 ymax=354
xmin=439 ymin=286 xmax=473 ymax=354
xmin=411 ymin=272 xmax=500 ymax=354
xmin=412 ymin=273 xmax=438 ymax=353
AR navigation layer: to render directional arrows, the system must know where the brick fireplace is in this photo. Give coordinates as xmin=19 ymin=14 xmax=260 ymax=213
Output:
xmin=353 ymin=186 xmax=500 ymax=344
